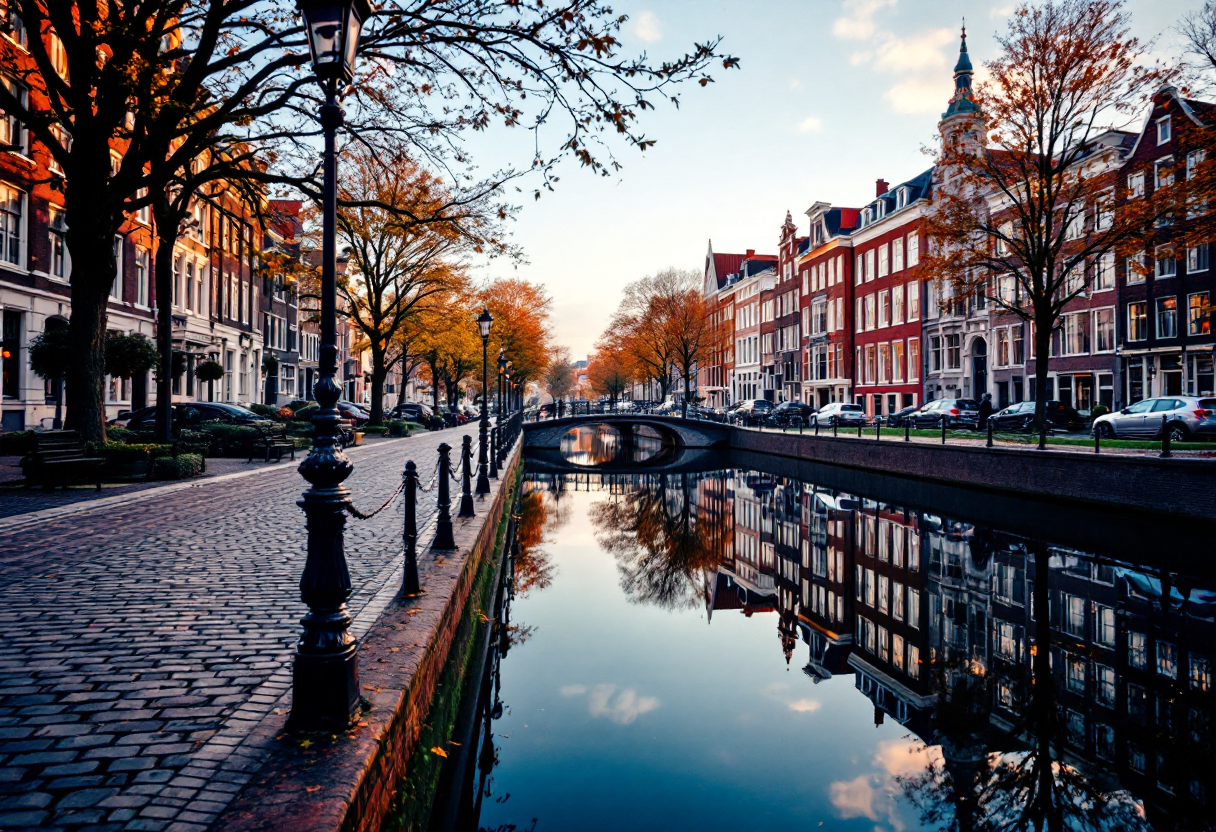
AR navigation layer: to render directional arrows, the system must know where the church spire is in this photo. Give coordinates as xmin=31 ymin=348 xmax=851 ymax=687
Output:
xmin=942 ymin=22 xmax=981 ymax=120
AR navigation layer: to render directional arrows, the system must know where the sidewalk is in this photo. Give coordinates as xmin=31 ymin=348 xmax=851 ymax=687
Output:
xmin=0 ymin=428 xmax=502 ymax=831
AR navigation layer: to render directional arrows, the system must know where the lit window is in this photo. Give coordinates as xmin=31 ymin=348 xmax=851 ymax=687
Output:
xmin=1128 ymin=631 xmax=1148 ymax=669
xmin=1127 ymin=302 xmax=1147 ymax=341
xmin=1157 ymin=297 xmax=1178 ymax=339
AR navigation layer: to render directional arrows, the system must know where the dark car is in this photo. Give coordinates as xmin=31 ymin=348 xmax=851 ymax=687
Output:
xmin=990 ymin=400 xmax=1085 ymax=433
xmin=906 ymin=398 xmax=981 ymax=429
xmin=336 ymin=401 xmax=371 ymax=427
xmin=770 ymin=401 xmax=815 ymax=427
xmin=728 ymin=400 xmax=774 ymax=425
xmin=885 ymin=404 xmax=920 ymax=428
xmin=390 ymin=402 xmax=433 ymax=422
xmin=123 ymin=402 xmax=263 ymax=431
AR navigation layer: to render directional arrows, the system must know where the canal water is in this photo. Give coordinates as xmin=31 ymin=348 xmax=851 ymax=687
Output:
xmin=429 ymin=426 xmax=1216 ymax=832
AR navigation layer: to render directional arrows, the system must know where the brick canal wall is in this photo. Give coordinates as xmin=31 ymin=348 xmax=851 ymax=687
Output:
xmin=731 ymin=430 xmax=1216 ymax=523
xmin=218 ymin=449 xmax=521 ymax=832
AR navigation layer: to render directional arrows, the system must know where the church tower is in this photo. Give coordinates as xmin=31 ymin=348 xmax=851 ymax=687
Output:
xmin=938 ymin=25 xmax=985 ymax=153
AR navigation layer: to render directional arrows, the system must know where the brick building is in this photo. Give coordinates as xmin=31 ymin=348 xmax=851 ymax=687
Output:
xmin=773 ymin=213 xmax=806 ymax=403
xmin=799 ymin=203 xmax=858 ymax=408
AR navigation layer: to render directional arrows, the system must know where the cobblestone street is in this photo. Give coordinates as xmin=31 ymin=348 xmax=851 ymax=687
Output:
xmin=0 ymin=431 xmax=478 ymax=831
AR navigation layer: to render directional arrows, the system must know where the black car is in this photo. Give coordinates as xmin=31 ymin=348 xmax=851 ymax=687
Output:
xmin=989 ymin=400 xmax=1085 ymax=433
xmin=906 ymin=398 xmax=981 ymax=429
xmin=885 ymin=404 xmax=920 ymax=427
xmin=390 ymin=402 xmax=433 ymax=422
xmin=770 ymin=401 xmax=815 ymax=427
xmin=728 ymin=400 xmax=774 ymax=425
xmin=123 ymin=403 xmax=263 ymax=431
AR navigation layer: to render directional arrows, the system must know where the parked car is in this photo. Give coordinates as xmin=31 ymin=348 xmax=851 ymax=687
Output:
xmin=122 ymin=402 xmax=264 ymax=431
xmin=728 ymin=400 xmax=773 ymax=425
xmin=1092 ymin=396 xmax=1216 ymax=441
xmin=885 ymin=404 xmax=920 ymax=428
xmin=811 ymin=402 xmax=866 ymax=428
xmin=770 ymin=401 xmax=816 ymax=427
xmin=336 ymin=401 xmax=371 ymax=427
xmin=616 ymin=400 xmax=637 ymax=412
xmin=989 ymin=400 xmax=1085 ymax=434
xmin=390 ymin=402 xmax=433 ymax=422
xmin=906 ymin=398 xmax=981 ymax=429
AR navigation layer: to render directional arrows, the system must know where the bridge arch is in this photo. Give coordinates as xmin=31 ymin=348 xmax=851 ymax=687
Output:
xmin=522 ymin=414 xmax=731 ymax=452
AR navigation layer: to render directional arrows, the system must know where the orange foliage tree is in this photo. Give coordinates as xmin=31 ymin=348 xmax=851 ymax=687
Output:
xmin=921 ymin=0 xmax=1185 ymax=446
xmin=588 ymin=339 xmax=631 ymax=405
xmin=479 ymin=278 xmax=553 ymax=389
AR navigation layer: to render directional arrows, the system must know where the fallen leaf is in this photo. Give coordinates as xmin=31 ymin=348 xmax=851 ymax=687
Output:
xmin=299 ymin=740 xmax=313 ymax=749
xmin=430 ymin=746 xmax=448 ymax=758
xmin=407 ymin=610 xmax=420 ymax=616
xmin=448 ymin=740 xmax=462 ymax=746
xmin=306 ymin=785 xmax=322 ymax=793
xmin=389 ymin=647 xmax=399 ymax=652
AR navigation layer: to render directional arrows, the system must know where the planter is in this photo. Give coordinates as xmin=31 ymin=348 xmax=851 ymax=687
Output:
xmin=353 ymin=431 xmax=364 ymax=446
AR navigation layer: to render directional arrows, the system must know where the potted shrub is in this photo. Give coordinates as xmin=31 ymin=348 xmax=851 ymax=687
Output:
xmin=196 ymin=360 xmax=225 ymax=401
xmin=28 ymin=324 xmax=71 ymax=428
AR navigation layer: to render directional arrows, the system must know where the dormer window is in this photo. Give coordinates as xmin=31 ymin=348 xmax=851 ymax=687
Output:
xmin=861 ymin=208 xmax=871 ymax=226
xmin=1156 ymin=116 xmax=1171 ymax=146
xmin=875 ymin=201 xmax=885 ymax=219
xmin=896 ymin=188 xmax=908 ymax=210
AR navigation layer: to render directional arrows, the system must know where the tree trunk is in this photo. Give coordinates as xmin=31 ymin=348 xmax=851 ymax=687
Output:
xmin=368 ymin=348 xmax=386 ymax=425
xmin=153 ymin=231 xmax=177 ymax=443
xmin=1033 ymin=311 xmax=1053 ymax=450
xmin=63 ymin=224 xmax=116 ymax=445
xmin=1029 ymin=540 xmax=1061 ymax=831
xmin=682 ymin=363 xmax=692 ymax=419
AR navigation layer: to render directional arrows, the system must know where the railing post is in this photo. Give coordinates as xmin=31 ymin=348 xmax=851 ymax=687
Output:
xmin=814 ymin=418 xmax=819 ymax=436
xmin=402 ymin=460 xmax=421 ymax=596
xmin=941 ymin=415 xmax=947 ymax=445
xmin=1094 ymin=429 xmax=1100 ymax=454
xmin=986 ymin=420 xmax=994 ymax=448
xmin=875 ymin=420 xmax=881 ymax=441
xmin=833 ymin=419 xmax=838 ymax=438
xmin=433 ymin=442 xmax=456 ymax=550
xmin=489 ymin=426 xmax=500 ymax=478
xmin=858 ymin=421 xmax=863 ymax=439
xmin=458 ymin=434 xmax=476 ymax=517
xmin=1160 ymin=415 xmax=1171 ymax=458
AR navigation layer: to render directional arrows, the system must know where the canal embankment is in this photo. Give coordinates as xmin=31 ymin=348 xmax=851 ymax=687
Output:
xmin=732 ymin=428 xmax=1216 ymax=523
xmin=218 ymin=445 xmax=521 ymax=832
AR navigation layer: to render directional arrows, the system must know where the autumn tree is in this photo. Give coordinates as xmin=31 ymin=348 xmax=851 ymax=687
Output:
xmin=649 ymin=269 xmax=720 ymax=416
xmin=413 ymin=290 xmax=482 ymax=413
xmin=480 ymin=278 xmax=553 ymax=388
xmin=604 ymin=272 xmax=677 ymax=401
xmin=588 ymin=340 xmax=630 ymax=406
xmin=544 ymin=346 xmax=576 ymax=404
xmin=921 ymin=0 xmax=1184 ymax=448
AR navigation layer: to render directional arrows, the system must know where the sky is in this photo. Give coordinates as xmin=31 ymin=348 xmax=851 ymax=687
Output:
xmin=465 ymin=0 xmax=1197 ymax=359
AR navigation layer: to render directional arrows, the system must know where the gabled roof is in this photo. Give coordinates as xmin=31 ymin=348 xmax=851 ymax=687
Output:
xmin=712 ymin=252 xmax=744 ymax=289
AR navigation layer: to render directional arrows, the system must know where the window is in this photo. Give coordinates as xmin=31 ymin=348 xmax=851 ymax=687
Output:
xmin=1157 ymin=296 xmax=1178 ymax=339
xmin=1158 ymin=641 xmax=1178 ymax=679
xmin=280 ymin=364 xmax=296 ymax=398
xmin=1190 ymin=293 xmax=1211 ymax=336
xmin=1128 ymin=171 xmax=1145 ymax=198
xmin=1156 ymin=248 xmax=1177 ymax=278
xmin=110 ymin=236 xmax=123 ymax=300
xmin=0 ymin=78 xmax=28 ymax=155
xmin=1157 ymin=116 xmax=1171 ymax=145
xmin=1094 ymin=604 xmax=1115 ymax=646
xmin=855 ymin=298 xmax=863 ymax=333
xmin=878 ymin=245 xmax=889 ymax=277
xmin=892 ymin=340 xmax=905 ymax=383
xmin=907 ymin=232 xmax=919 ymax=266
xmin=1065 ymin=201 xmax=1085 ymax=240
xmin=49 ymin=31 xmax=68 ymax=77
xmin=864 ymin=294 xmax=875 ymax=330
xmin=907 ymin=644 xmax=920 ymax=678
xmin=1061 ymin=313 xmax=1089 ymax=355
xmin=877 ymin=290 xmax=889 ymax=328
xmin=1093 ymin=252 xmax=1115 ymax=290
xmin=1096 ymin=664 xmax=1116 ymax=707
xmin=48 ymin=206 xmax=67 ymax=278
xmin=1094 ymin=194 xmax=1113 ymax=231
xmin=1188 ymin=244 xmax=1209 ymax=274
xmin=892 ymin=239 xmax=904 ymax=272
xmin=907 ymin=588 xmax=920 ymax=628
xmin=135 ymin=249 xmax=149 ymax=307
xmin=1155 ymin=157 xmax=1174 ymax=189
xmin=1188 ymin=149 xmax=1205 ymax=180
xmin=866 ymin=249 xmax=875 ymax=282
xmin=1128 ymin=631 xmax=1147 ymax=670
xmin=1066 ymin=655 xmax=1087 ymax=693
xmin=1063 ymin=593 xmax=1086 ymax=636
xmin=930 ymin=335 xmax=942 ymax=373
xmin=0 ymin=183 xmax=22 ymax=267
xmin=995 ymin=621 xmax=1022 ymax=661
xmin=891 ymin=285 xmax=905 ymax=325
xmin=945 ymin=334 xmax=961 ymax=370
xmin=907 ymin=281 xmax=919 ymax=321
xmin=908 ymin=338 xmax=919 ymax=382
xmin=1128 ymin=302 xmax=1147 ymax=341
xmin=878 ymin=343 xmax=891 ymax=384
xmin=1126 ymin=252 xmax=1146 ymax=284
xmin=1193 ymin=656 xmax=1212 ymax=691
xmin=1095 ymin=723 xmax=1115 ymax=761
xmin=2 ymin=0 xmax=27 ymax=46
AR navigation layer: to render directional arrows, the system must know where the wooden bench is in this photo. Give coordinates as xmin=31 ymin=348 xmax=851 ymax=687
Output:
xmin=250 ymin=423 xmax=296 ymax=463
xmin=22 ymin=430 xmax=105 ymax=490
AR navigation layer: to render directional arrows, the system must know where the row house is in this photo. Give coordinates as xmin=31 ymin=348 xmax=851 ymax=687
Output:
xmin=728 ymin=252 xmax=776 ymax=403
xmin=698 ymin=244 xmax=743 ymax=409
xmin=798 ymin=203 xmax=857 ymax=408
xmin=852 ymin=174 xmax=929 ymax=418
xmin=773 ymin=214 xmax=805 ymax=402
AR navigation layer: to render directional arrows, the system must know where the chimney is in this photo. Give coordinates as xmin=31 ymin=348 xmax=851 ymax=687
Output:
xmin=745 ymin=249 xmax=755 ymax=258
xmin=876 ymin=179 xmax=890 ymax=196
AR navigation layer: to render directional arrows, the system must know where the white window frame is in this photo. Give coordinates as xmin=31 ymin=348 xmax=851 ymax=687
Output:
xmin=1156 ymin=115 xmax=1171 ymax=145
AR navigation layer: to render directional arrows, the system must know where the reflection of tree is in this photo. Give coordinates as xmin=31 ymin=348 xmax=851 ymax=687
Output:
xmin=514 ymin=483 xmax=573 ymax=597
xmin=589 ymin=473 xmax=729 ymax=611
xmin=899 ymin=543 xmax=1150 ymax=832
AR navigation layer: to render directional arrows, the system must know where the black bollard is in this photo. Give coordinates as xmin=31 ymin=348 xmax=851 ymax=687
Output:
xmin=458 ymin=435 xmax=476 ymax=517
xmin=833 ymin=419 xmax=838 ymax=438
xmin=904 ymin=420 xmax=910 ymax=442
xmin=858 ymin=421 xmax=863 ymax=439
xmin=875 ymin=421 xmax=881 ymax=441
xmin=986 ymin=421 xmax=994 ymax=448
xmin=814 ymin=418 xmax=819 ymax=436
xmin=489 ymin=426 xmax=500 ymax=478
xmin=433 ymin=442 xmax=456 ymax=550
xmin=1094 ymin=430 xmax=1100 ymax=454
xmin=1160 ymin=415 xmax=1171 ymax=458
xmin=402 ymin=460 xmax=421 ymax=597
xmin=941 ymin=415 xmax=947 ymax=444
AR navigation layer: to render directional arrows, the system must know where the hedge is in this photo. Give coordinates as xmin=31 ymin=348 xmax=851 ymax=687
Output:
xmin=248 ymin=403 xmax=279 ymax=418
xmin=362 ymin=425 xmax=388 ymax=436
xmin=94 ymin=442 xmax=174 ymax=463
xmin=154 ymin=454 xmax=204 ymax=480
xmin=0 ymin=431 xmax=34 ymax=456
xmin=105 ymin=426 xmax=137 ymax=445
xmin=197 ymin=424 xmax=262 ymax=456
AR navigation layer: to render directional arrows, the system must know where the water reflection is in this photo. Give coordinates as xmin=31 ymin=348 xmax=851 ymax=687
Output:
xmin=559 ymin=424 xmax=669 ymax=466
xmin=499 ymin=469 xmax=1216 ymax=832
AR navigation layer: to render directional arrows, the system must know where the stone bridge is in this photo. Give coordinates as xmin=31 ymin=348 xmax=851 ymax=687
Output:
xmin=522 ymin=414 xmax=732 ymax=450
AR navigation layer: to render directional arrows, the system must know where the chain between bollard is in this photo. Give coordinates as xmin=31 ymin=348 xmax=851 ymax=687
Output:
xmin=344 ymin=479 xmax=406 ymax=520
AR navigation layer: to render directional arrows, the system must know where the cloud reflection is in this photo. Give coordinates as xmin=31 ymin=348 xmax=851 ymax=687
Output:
xmin=560 ymin=683 xmax=660 ymax=725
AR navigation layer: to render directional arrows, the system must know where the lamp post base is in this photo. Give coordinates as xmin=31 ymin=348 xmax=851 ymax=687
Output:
xmin=287 ymin=639 xmax=360 ymax=733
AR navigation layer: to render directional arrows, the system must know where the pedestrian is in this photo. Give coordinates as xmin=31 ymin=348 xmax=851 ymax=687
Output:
xmin=978 ymin=392 xmax=994 ymax=431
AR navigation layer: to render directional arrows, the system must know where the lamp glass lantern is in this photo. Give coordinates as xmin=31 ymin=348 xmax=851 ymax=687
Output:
xmin=297 ymin=0 xmax=371 ymax=82
xmin=477 ymin=307 xmax=494 ymax=339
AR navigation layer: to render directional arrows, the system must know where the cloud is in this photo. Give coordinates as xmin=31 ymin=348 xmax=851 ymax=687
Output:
xmin=873 ymin=738 xmax=938 ymax=778
xmin=562 ymin=683 xmax=660 ymax=725
xmin=796 ymin=115 xmax=824 ymax=133
xmin=846 ymin=24 xmax=972 ymax=115
xmin=829 ymin=775 xmax=878 ymax=821
xmin=787 ymin=698 xmax=823 ymax=713
xmin=630 ymin=11 xmax=662 ymax=44
xmin=832 ymin=0 xmax=898 ymax=40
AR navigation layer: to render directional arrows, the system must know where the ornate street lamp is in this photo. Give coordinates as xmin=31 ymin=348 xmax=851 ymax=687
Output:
xmin=290 ymin=0 xmax=371 ymax=734
xmin=476 ymin=308 xmax=493 ymax=495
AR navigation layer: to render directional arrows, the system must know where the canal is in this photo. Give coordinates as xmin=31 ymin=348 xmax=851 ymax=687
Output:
xmin=418 ymin=426 xmax=1216 ymax=832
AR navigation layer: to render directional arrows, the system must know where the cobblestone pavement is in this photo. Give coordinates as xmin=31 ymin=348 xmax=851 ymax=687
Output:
xmin=0 ymin=429 xmax=482 ymax=831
